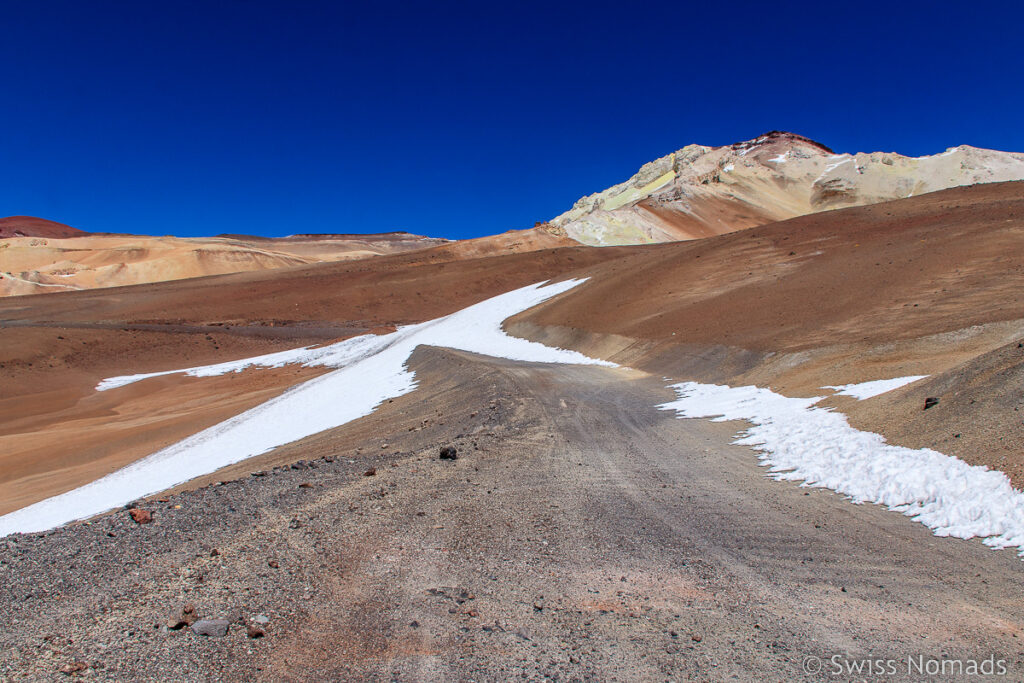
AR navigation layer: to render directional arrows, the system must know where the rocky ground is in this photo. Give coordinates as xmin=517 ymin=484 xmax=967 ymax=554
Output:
xmin=3 ymin=347 xmax=1024 ymax=681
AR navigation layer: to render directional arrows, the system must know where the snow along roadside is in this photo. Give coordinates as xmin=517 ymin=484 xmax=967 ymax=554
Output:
xmin=660 ymin=382 xmax=1024 ymax=555
xmin=822 ymin=375 xmax=929 ymax=400
xmin=0 ymin=279 xmax=613 ymax=536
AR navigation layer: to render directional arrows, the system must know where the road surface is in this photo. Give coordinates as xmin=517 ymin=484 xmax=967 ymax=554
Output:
xmin=2 ymin=347 xmax=1022 ymax=680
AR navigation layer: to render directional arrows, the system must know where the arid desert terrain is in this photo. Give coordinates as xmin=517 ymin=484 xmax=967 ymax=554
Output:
xmin=1 ymin=133 xmax=1023 ymax=681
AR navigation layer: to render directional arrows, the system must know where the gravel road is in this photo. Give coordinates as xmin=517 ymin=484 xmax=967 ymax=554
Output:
xmin=2 ymin=347 xmax=1023 ymax=681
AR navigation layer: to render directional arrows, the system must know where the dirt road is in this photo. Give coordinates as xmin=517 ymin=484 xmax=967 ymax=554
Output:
xmin=2 ymin=348 xmax=1023 ymax=681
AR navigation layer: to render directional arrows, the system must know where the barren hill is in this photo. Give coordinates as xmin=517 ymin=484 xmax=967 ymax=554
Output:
xmin=549 ymin=131 xmax=1024 ymax=244
xmin=0 ymin=216 xmax=86 ymax=239
xmin=0 ymin=231 xmax=450 ymax=297
xmin=1 ymin=181 xmax=1021 ymax=513
xmin=1 ymin=182 xmax=1023 ymax=680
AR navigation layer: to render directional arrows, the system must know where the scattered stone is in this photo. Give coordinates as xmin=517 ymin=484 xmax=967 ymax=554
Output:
xmin=288 ymin=519 xmax=302 ymax=529
xmin=191 ymin=619 xmax=230 ymax=637
xmin=298 ymin=482 xmax=313 ymax=488
xmin=924 ymin=397 xmax=940 ymax=410
xmin=691 ymin=633 xmax=703 ymax=642
xmin=210 ymin=548 xmax=220 ymax=557
xmin=409 ymin=620 xmax=420 ymax=629
xmin=246 ymin=625 xmax=265 ymax=639
xmin=59 ymin=661 xmax=88 ymax=675
xmin=253 ymin=615 xmax=270 ymax=624
xmin=439 ymin=446 xmax=458 ymax=461
xmin=128 ymin=508 xmax=152 ymax=524
xmin=267 ymin=559 xmax=280 ymax=568
xmin=364 ymin=468 xmax=377 ymax=477
xmin=167 ymin=604 xmax=198 ymax=630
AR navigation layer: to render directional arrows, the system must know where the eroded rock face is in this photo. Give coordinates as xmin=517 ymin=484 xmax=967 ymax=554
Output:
xmin=549 ymin=131 xmax=1024 ymax=245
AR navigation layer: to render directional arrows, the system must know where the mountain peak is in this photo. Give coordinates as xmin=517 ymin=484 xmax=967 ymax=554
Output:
xmin=730 ymin=131 xmax=835 ymax=155
xmin=548 ymin=135 xmax=1024 ymax=245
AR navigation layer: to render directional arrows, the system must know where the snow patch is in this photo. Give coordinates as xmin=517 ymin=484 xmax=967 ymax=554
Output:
xmin=823 ymin=375 xmax=929 ymax=400
xmin=767 ymin=152 xmax=789 ymax=164
xmin=0 ymin=280 xmax=612 ymax=536
xmin=660 ymin=381 xmax=1024 ymax=554
xmin=813 ymin=156 xmax=852 ymax=184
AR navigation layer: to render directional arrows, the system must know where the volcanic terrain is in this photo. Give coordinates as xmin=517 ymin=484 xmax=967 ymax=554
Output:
xmin=1 ymin=134 xmax=1023 ymax=681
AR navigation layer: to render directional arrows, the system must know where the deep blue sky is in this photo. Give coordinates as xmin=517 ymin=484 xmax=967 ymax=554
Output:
xmin=2 ymin=1 xmax=1022 ymax=239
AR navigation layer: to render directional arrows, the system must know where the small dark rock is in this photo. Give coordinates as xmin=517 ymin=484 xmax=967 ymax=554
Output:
xmin=128 ymin=508 xmax=152 ymax=524
xmin=924 ymin=397 xmax=940 ymax=410
xmin=298 ymin=482 xmax=313 ymax=488
xmin=288 ymin=519 xmax=302 ymax=529
xmin=363 ymin=468 xmax=377 ymax=477
xmin=267 ymin=559 xmax=279 ymax=568
xmin=439 ymin=446 xmax=458 ymax=461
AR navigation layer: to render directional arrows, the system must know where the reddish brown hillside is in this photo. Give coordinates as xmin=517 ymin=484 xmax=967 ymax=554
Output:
xmin=0 ymin=216 xmax=86 ymax=239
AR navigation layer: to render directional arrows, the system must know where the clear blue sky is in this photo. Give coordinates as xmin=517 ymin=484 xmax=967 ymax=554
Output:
xmin=2 ymin=1 xmax=1022 ymax=239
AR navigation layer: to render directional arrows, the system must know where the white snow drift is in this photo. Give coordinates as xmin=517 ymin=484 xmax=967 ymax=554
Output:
xmin=660 ymin=382 xmax=1024 ymax=555
xmin=6 ymin=279 xmax=1023 ymax=565
xmin=823 ymin=375 xmax=929 ymax=400
xmin=0 ymin=279 xmax=612 ymax=535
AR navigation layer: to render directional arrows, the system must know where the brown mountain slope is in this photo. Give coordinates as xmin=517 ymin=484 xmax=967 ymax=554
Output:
xmin=520 ymin=180 xmax=1024 ymax=352
xmin=0 ymin=216 xmax=86 ymax=239
xmin=513 ymin=180 xmax=1024 ymax=483
xmin=1 ymin=181 xmax=1021 ymax=510
xmin=0 ymin=244 xmax=629 ymax=512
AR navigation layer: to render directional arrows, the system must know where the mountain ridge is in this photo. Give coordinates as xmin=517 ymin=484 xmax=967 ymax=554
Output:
xmin=547 ymin=131 xmax=1024 ymax=245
